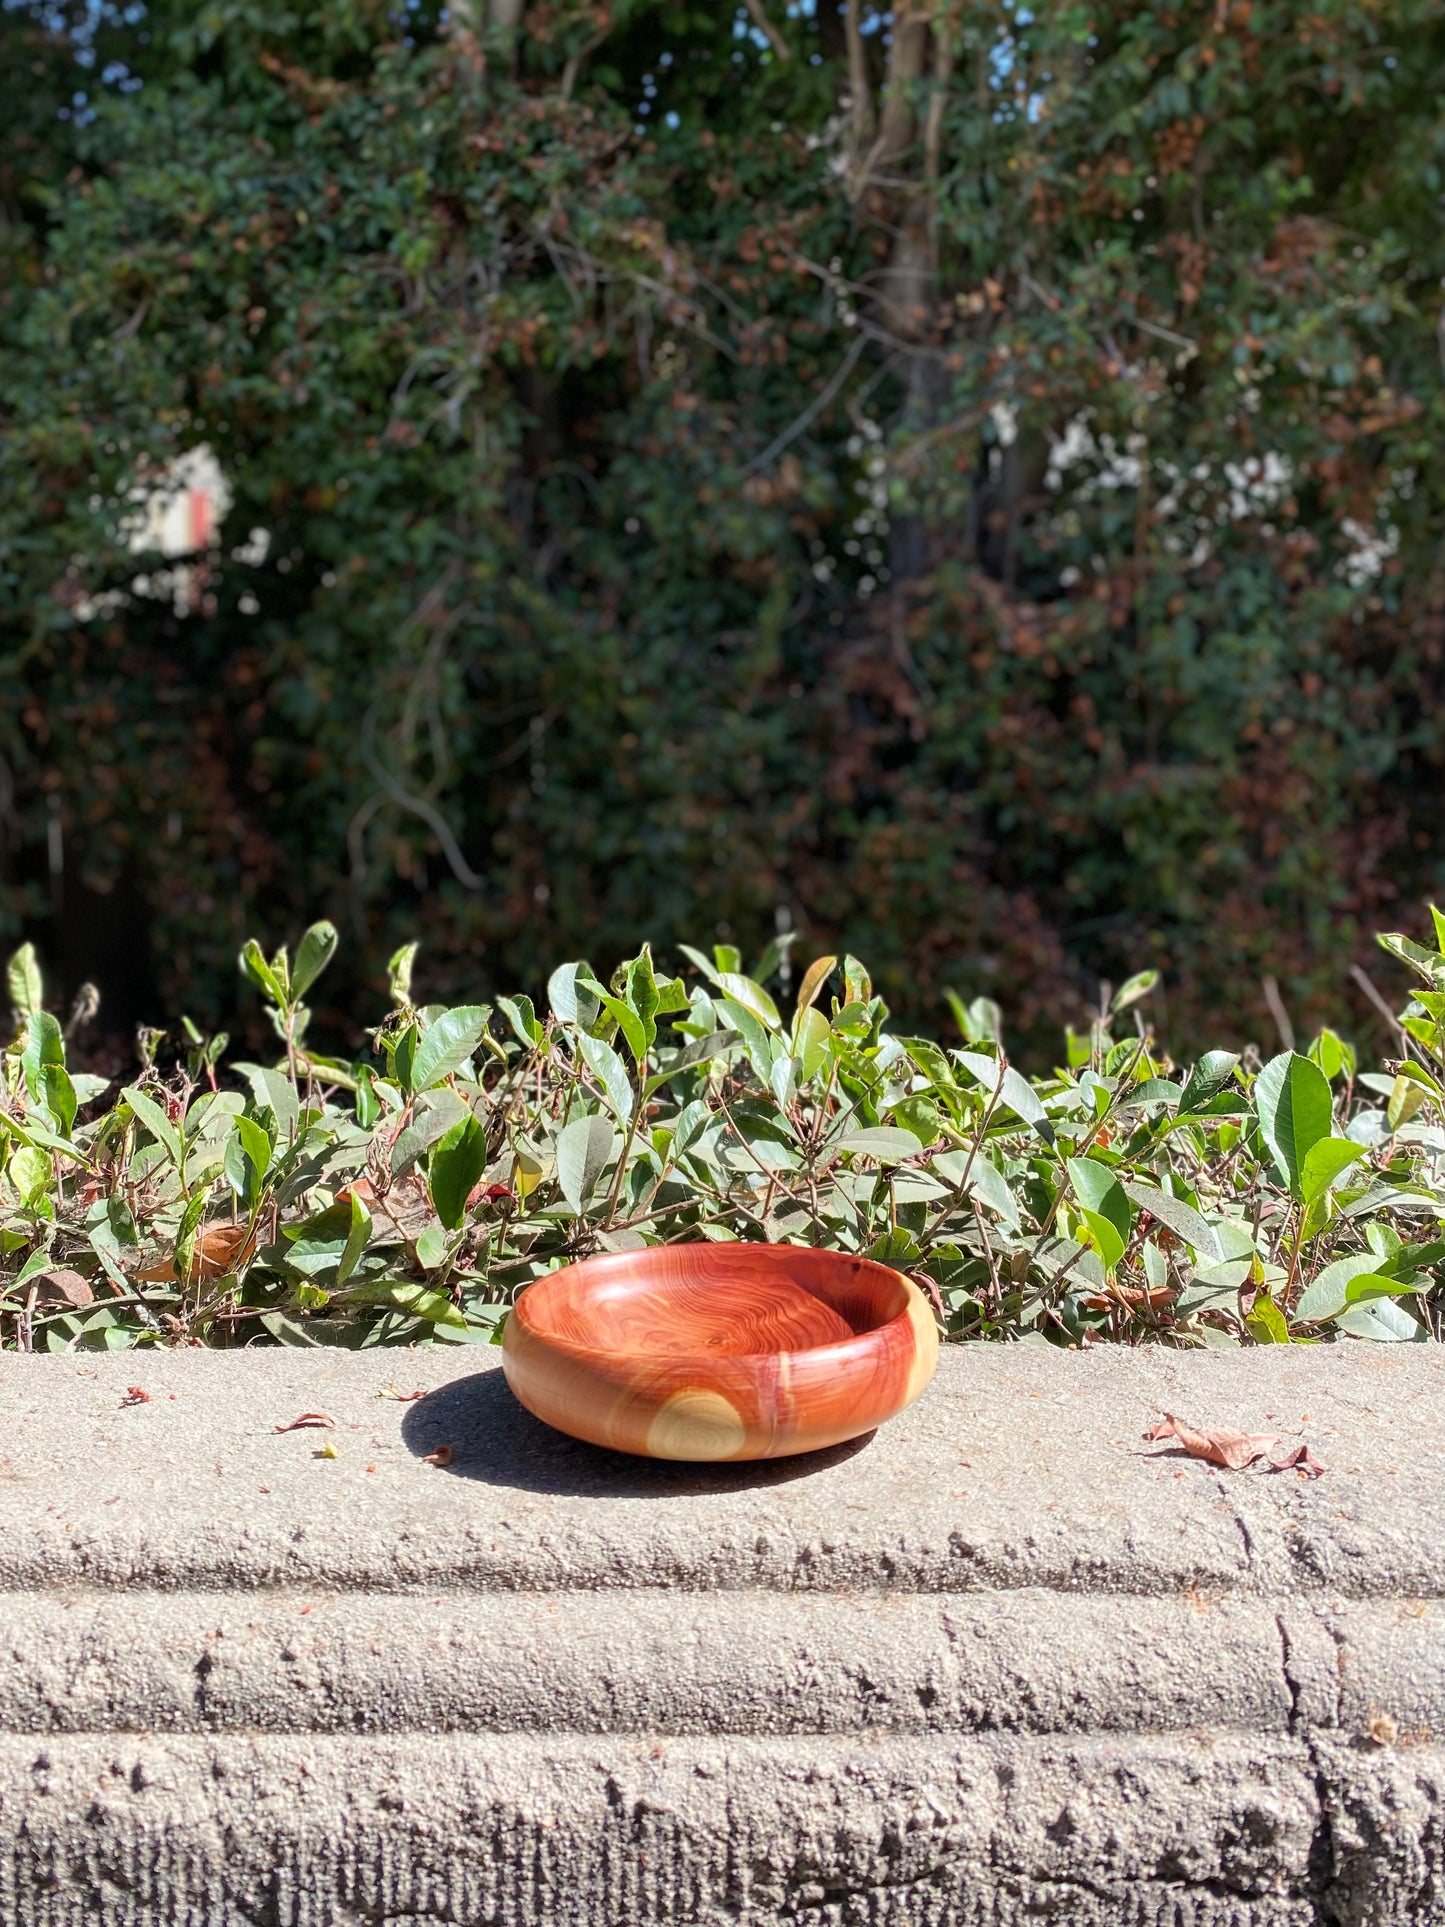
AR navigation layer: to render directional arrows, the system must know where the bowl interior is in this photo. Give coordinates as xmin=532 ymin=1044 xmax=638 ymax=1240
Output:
xmin=520 ymin=1246 xmax=909 ymax=1361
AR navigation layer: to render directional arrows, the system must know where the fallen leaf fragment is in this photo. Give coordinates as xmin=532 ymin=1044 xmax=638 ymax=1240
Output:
xmin=34 ymin=1267 xmax=96 ymax=1308
xmin=1146 ymin=1413 xmax=1275 ymax=1469
xmin=315 ymin=1439 xmax=340 ymax=1460
xmin=136 ymin=1223 xmax=258 ymax=1286
xmin=1268 ymin=1441 xmax=1327 ymax=1479
xmin=1145 ymin=1412 xmax=1326 ymax=1477
xmin=423 ymin=1444 xmax=454 ymax=1468
xmin=275 ymin=1412 xmax=336 ymax=1434
xmin=377 ymin=1385 xmax=425 ymax=1403
xmin=120 ymin=1386 xmax=151 ymax=1408
xmin=1082 ymin=1284 xmax=1174 ymax=1313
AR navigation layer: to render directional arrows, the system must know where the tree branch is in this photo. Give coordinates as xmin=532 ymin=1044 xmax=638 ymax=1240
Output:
xmin=741 ymin=0 xmax=790 ymax=62
xmin=844 ymin=1 xmax=875 ymax=152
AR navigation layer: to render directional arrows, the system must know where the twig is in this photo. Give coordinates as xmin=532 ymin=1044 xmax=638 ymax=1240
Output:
xmin=359 ymin=709 xmax=486 ymax=890
xmin=740 ymin=333 xmax=867 ymax=478
xmin=922 ymin=1058 xmax=1007 ymax=1244
xmin=1350 ymin=964 xmax=1422 ymax=1065
xmin=740 ymin=0 xmax=789 ymax=62
xmin=1262 ymin=975 xmax=1296 ymax=1053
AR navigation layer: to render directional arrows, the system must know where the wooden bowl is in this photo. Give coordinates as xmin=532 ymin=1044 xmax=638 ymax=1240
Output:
xmin=501 ymin=1244 xmax=938 ymax=1461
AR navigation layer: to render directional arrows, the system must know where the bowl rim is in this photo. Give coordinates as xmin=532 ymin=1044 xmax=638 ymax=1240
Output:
xmin=508 ymin=1242 xmax=924 ymax=1375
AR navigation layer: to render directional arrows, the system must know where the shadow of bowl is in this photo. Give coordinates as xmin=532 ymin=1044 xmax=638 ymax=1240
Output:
xmin=401 ymin=1367 xmax=876 ymax=1498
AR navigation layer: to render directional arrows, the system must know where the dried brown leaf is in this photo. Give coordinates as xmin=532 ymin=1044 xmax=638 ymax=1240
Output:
xmin=1145 ymin=1412 xmax=1326 ymax=1477
xmin=1145 ymin=1412 xmax=1281 ymax=1470
xmin=274 ymin=1411 xmax=337 ymax=1433
xmin=34 ymin=1268 xmax=94 ymax=1308
xmin=1267 ymin=1441 xmax=1327 ymax=1479
xmin=423 ymin=1444 xmax=454 ymax=1467
xmin=137 ymin=1222 xmax=258 ymax=1286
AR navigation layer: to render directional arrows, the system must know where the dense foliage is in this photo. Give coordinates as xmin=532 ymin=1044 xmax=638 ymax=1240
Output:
xmin=2 ymin=1 xmax=1444 ymax=1056
xmin=3 ymin=917 xmax=1445 ymax=1353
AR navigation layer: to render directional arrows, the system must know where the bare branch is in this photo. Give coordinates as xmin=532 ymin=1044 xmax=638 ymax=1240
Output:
xmin=875 ymin=6 xmax=929 ymax=167
xmin=843 ymin=2 xmax=875 ymax=152
xmin=741 ymin=0 xmax=790 ymax=62
xmin=740 ymin=331 xmax=867 ymax=477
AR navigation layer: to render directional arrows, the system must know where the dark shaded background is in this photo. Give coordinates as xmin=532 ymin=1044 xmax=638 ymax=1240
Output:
xmin=2 ymin=0 xmax=1442 ymax=1067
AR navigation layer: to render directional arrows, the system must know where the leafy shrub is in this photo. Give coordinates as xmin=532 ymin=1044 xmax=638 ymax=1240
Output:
xmin=2 ymin=917 xmax=1444 ymax=1354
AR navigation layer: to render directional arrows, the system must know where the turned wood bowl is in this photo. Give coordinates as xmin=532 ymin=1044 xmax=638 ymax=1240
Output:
xmin=501 ymin=1244 xmax=939 ymax=1461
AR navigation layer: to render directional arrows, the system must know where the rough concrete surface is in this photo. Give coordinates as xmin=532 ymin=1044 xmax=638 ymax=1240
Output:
xmin=1 ymin=1346 xmax=1443 ymax=1924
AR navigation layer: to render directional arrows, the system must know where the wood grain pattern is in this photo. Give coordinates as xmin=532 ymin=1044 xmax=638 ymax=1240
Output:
xmin=501 ymin=1244 xmax=938 ymax=1461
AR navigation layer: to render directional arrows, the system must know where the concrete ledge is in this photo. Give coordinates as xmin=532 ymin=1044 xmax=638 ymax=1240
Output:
xmin=2 ymin=1347 xmax=1444 ymax=1923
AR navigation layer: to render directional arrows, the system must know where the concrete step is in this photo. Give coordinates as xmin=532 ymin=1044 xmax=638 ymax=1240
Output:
xmin=1 ymin=1346 xmax=1442 ymax=1924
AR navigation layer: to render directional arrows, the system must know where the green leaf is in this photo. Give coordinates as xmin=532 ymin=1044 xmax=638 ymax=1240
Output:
xmin=6 ymin=943 xmax=42 ymax=1019
xmin=1308 ymin=1028 xmax=1355 ymax=1083
xmin=1294 ymin=1252 xmax=1384 ymax=1323
xmin=1298 ymin=1136 xmax=1368 ymax=1206
xmin=258 ymin=1311 xmax=323 ymax=1347
xmin=40 ymin=1064 xmax=77 ymax=1138
xmin=336 ymin=1188 xmax=372 ymax=1286
xmin=583 ymin=984 xmax=648 ymax=1065
xmin=626 ymin=946 xmax=661 ymax=1052
xmin=496 ymin=994 xmax=544 ymax=1047
xmin=890 ymin=1094 xmax=942 ymax=1144
xmin=391 ymin=1089 xmax=468 ymax=1175
xmin=837 ymin=1126 xmax=924 ymax=1164
xmin=641 ymin=1030 xmax=743 ymax=1097
xmin=554 ymin=1113 xmax=616 ymax=1214
xmin=292 ymin=921 xmax=339 ymax=1000
xmin=945 ymin=991 xmax=1002 ymax=1046
xmin=955 ymin=1052 xmax=1054 ymax=1144
xmin=224 ymin=1115 xmax=271 ymax=1210
xmin=1335 ymin=1297 xmax=1426 ymax=1342
xmin=932 ymin=1149 xmax=1021 ymax=1227
xmin=1177 ymin=1051 xmax=1241 ymax=1116
xmin=353 ymin=1064 xmax=380 ymax=1130
xmin=1118 ymin=1078 xmax=1182 ymax=1108
xmin=429 ymin=1114 xmax=488 ymax=1230
xmin=1377 ymin=930 xmax=1445 ymax=987
xmin=1245 ymin=1295 xmax=1291 ymax=1344
xmin=6 ymin=1145 xmax=52 ymax=1209
xmin=865 ymin=1227 xmax=922 ymax=1269
xmin=1109 ymin=969 xmax=1159 ymax=1015
xmin=344 ymin=1277 xmax=465 ymax=1328
xmin=793 ymin=955 xmax=838 ymax=1024
xmin=388 ymin=941 xmax=419 ymax=1008
xmin=1387 ymin=1073 xmax=1431 ymax=1132
xmin=173 ymin=1192 xmax=208 ymax=1285
xmin=232 ymin=1063 xmax=300 ymax=1137
xmin=718 ymin=997 xmax=777 ymax=1083
xmin=677 ymin=946 xmax=782 ymax=1031
xmin=239 ymin=940 xmax=287 ymax=1006
xmin=20 ymin=1010 xmax=64 ymax=1101
xmin=1067 ymin=1157 xmax=1131 ymax=1272
xmin=1345 ymin=1273 xmax=1426 ymax=1306
xmin=1119 ymin=1180 xmax=1222 ymax=1263
xmin=793 ymin=1006 xmax=831 ymax=1084
xmin=1253 ymin=1052 xmax=1334 ymax=1198
xmin=121 ymin=1085 xmax=182 ymax=1168
xmin=283 ymin=1201 xmax=354 ymax=1278
xmin=410 ymin=1006 xmax=489 ymax=1092
xmin=576 ymin=1030 xmax=634 ymax=1123
xmin=548 ymin=960 xmax=601 ymax=1030
xmin=414 ymin=1227 xmax=450 ymax=1273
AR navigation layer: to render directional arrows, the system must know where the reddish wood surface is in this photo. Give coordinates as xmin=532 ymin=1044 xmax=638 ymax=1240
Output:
xmin=501 ymin=1244 xmax=938 ymax=1461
